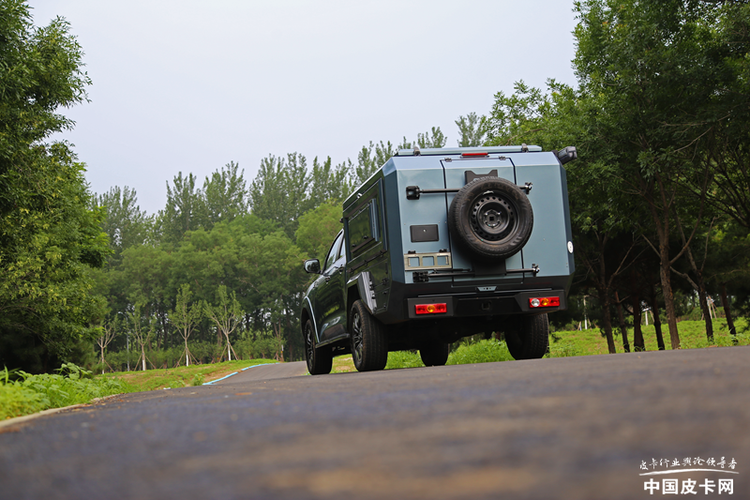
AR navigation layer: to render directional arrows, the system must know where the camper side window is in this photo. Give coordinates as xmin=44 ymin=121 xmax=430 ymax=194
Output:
xmin=348 ymin=199 xmax=378 ymax=255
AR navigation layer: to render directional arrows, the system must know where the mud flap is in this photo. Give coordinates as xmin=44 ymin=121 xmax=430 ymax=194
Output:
xmin=354 ymin=271 xmax=378 ymax=315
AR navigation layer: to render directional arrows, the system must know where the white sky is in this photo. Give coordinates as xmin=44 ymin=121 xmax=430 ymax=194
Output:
xmin=28 ymin=0 xmax=580 ymax=214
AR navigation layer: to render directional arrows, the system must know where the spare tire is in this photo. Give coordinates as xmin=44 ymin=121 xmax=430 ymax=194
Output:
xmin=448 ymin=176 xmax=533 ymax=262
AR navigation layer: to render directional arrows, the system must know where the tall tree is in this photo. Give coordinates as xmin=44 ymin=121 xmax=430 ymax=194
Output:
xmin=455 ymin=112 xmax=489 ymax=147
xmin=354 ymin=141 xmax=396 ymax=186
xmin=249 ymin=153 xmax=309 ymax=237
xmin=0 ymin=2 xmax=109 ymax=372
xmin=573 ymin=0 xmax=730 ymax=348
xmin=162 ymin=172 xmax=203 ymax=244
xmin=200 ymin=161 xmax=248 ymax=230
xmin=97 ymin=186 xmax=148 ymax=264
xmin=305 ymin=156 xmax=351 ymax=210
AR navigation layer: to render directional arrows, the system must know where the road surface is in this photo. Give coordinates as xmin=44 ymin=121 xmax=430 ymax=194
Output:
xmin=1 ymin=348 xmax=748 ymax=499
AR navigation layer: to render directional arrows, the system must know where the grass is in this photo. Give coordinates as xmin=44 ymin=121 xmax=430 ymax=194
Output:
xmin=103 ymin=359 xmax=276 ymax=392
xmin=550 ymin=317 xmax=749 ymax=355
xmin=1 ymin=359 xmax=276 ymax=421
xmin=330 ymin=318 xmax=749 ymax=373
xmin=0 ymin=363 xmax=131 ymax=421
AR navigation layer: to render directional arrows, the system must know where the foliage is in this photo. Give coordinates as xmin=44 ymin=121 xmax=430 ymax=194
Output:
xmin=447 ymin=339 xmax=514 ymax=365
xmin=0 ymin=2 xmax=109 ymax=372
xmin=295 ymin=200 xmax=343 ymax=261
xmin=0 ymin=363 xmax=131 ymax=420
xmin=384 ymin=351 xmax=424 ymax=370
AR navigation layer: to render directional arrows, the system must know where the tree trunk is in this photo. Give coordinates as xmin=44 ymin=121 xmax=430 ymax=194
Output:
xmin=646 ymin=173 xmax=681 ymax=349
xmin=598 ymin=285 xmax=617 ymax=354
xmin=720 ymin=283 xmax=737 ymax=343
xmin=632 ymin=290 xmax=645 ymax=351
xmin=615 ymin=291 xmax=630 ymax=353
xmin=697 ymin=282 xmax=714 ymax=342
xmin=650 ymin=284 xmax=665 ymax=351
xmin=660 ymin=259 xmax=680 ymax=349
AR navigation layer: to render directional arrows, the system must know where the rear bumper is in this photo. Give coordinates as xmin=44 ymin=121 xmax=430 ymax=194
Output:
xmin=406 ymin=290 xmax=567 ymax=320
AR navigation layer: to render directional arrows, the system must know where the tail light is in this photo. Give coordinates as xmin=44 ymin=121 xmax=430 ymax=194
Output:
xmin=529 ymin=297 xmax=560 ymax=308
xmin=415 ymin=303 xmax=447 ymax=315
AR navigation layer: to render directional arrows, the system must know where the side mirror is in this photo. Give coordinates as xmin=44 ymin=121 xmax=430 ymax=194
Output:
xmin=304 ymin=259 xmax=321 ymax=274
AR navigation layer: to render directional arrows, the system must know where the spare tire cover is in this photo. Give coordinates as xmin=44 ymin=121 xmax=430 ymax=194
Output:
xmin=447 ymin=176 xmax=533 ymax=262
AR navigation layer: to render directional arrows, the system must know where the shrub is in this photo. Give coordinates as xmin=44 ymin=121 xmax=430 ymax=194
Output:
xmin=447 ymin=339 xmax=513 ymax=365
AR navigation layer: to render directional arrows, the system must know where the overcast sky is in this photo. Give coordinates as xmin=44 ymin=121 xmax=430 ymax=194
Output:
xmin=28 ymin=0 xmax=580 ymax=214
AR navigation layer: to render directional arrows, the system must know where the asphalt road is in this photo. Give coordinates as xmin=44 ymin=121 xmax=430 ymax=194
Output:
xmin=1 ymin=347 xmax=749 ymax=500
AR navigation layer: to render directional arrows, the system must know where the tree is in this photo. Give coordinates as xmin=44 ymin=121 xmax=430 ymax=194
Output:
xmin=161 ymin=172 xmax=203 ymax=244
xmin=0 ymin=2 xmax=109 ymax=372
xmin=200 ymin=161 xmax=248 ymax=230
xmin=171 ymin=284 xmax=202 ymax=367
xmin=97 ymin=186 xmax=148 ymax=264
xmin=354 ymin=141 xmax=396 ymax=186
xmin=127 ymin=301 xmax=153 ymax=371
xmin=96 ymin=320 xmax=118 ymax=373
xmin=573 ymin=0 xmax=731 ymax=349
xmin=455 ymin=112 xmax=488 ymax=147
xmin=295 ymin=201 xmax=343 ymax=261
xmin=305 ymin=156 xmax=351 ymax=210
xmin=249 ymin=153 xmax=309 ymax=238
xmin=204 ymin=285 xmax=242 ymax=361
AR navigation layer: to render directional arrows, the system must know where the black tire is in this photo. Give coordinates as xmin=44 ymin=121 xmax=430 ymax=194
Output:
xmin=350 ymin=300 xmax=388 ymax=372
xmin=448 ymin=176 xmax=533 ymax=262
xmin=420 ymin=340 xmax=450 ymax=366
xmin=505 ymin=314 xmax=549 ymax=360
xmin=304 ymin=319 xmax=332 ymax=375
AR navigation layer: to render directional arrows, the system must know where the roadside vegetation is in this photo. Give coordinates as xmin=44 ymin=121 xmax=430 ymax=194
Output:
xmin=0 ymin=359 xmax=274 ymax=421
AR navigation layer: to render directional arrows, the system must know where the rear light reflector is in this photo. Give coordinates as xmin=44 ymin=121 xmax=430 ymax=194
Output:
xmin=415 ymin=303 xmax=447 ymax=315
xmin=529 ymin=297 xmax=560 ymax=308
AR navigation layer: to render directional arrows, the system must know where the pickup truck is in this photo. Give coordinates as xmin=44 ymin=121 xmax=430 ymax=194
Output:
xmin=301 ymin=145 xmax=577 ymax=374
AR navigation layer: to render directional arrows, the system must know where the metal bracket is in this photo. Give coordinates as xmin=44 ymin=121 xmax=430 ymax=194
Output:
xmin=415 ymin=264 xmax=540 ymax=282
xmin=406 ymin=182 xmax=532 ymax=200
xmin=413 ymin=271 xmax=429 ymax=283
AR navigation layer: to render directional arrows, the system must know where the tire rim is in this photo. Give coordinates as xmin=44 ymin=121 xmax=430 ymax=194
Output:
xmin=470 ymin=191 xmax=516 ymax=241
xmin=351 ymin=309 xmax=363 ymax=364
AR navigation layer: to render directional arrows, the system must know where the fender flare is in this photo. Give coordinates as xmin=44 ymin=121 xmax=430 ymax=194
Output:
xmin=302 ymin=296 xmax=321 ymax=344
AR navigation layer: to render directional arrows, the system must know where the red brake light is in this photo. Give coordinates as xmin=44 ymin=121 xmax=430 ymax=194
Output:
xmin=461 ymin=152 xmax=489 ymax=157
xmin=415 ymin=303 xmax=447 ymax=315
xmin=529 ymin=297 xmax=560 ymax=308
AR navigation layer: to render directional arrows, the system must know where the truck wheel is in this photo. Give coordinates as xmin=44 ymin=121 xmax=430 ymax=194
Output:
xmin=350 ymin=300 xmax=388 ymax=372
xmin=420 ymin=340 xmax=450 ymax=366
xmin=304 ymin=319 xmax=332 ymax=375
xmin=448 ymin=176 xmax=533 ymax=262
xmin=505 ymin=314 xmax=549 ymax=360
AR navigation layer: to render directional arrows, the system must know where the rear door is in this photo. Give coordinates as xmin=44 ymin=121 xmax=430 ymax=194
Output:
xmin=442 ymin=156 xmax=525 ymax=284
